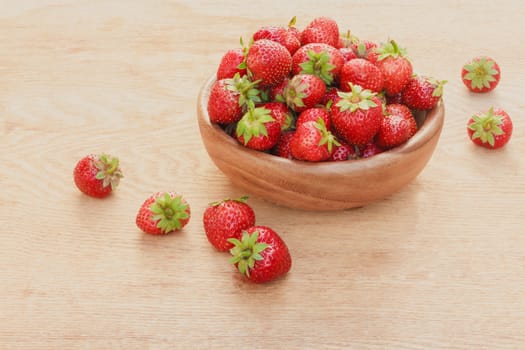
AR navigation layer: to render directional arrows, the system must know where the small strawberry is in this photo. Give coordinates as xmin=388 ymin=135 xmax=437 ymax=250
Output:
xmin=235 ymin=103 xmax=281 ymax=151
xmin=246 ymin=39 xmax=292 ymax=87
xmin=295 ymin=107 xmax=331 ymax=130
xmin=329 ymin=141 xmax=358 ymax=161
xmin=136 ymin=192 xmax=190 ymax=235
xmin=290 ymin=118 xmax=340 ymax=162
xmin=385 ymin=92 xmax=403 ymax=105
xmin=467 ymin=107 xmax=512 ymax=149
xmin=203 ymin=196 xmax=256 ymax=251
xmin=359 ymin=141 xmax=384 ymax=158
xmin=300 ymin=16 xmax=340 ymax=47
xmin=253 ymin=23 xmax=301 ymax=55
xmin=461 ymin=56 xmax=501 ymax=93
xmin=292 ymin=43 xmax=344 ymax=85
xmin=228 ymin=226 xmax=292 ymax=284
xmin=283 ymin=74 xmax=326 ymax=112
xmin=272 ymin=130 xmax=295 ymax=159
xmin=73 ymin=153 xmax=123 ymax=198
xmin=216 ymin=48 xmax=247 ymax=80
xmin=339 ymin=58 xmax=384 ymax=93
xmin=331 ymin=84 xmax=383 ymax=145
xmin=401 ymin=76 xmax=446 ymax=111
xmin=385 ymin=103 xmax=417 ymax=138
xmin=374 ymin=40 xmax=413 ymax=96
xmin=376 ymin=114 xmax=413 ymax=149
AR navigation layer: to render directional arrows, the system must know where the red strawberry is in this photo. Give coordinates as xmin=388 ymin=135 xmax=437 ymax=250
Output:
xmin=268 ymin=77 xmax=289 ymax=102
xmin=73 ymin=153 xmax=123 ymax=198
xmin=136 ymin=192 xmax=190 ymax=235
xmin=461 ymin=56 xmax=501 ymax=93
xmin=236 ymin=103 xmax=281 ymax=150
xmin=401 ymin=76 xmax=446 ymax=111
xmin=283 ymin=74 xmax=326 ymax=112
xmin=329 ymin=141 xmax=358 ymax=161
xmin=339 ymin=47 xmax=357 ymax=62
xmin=374 ymin=40 xmax=413 ymax=96
xmin=351 ymin=39 xmax=378 ymax=61
xmin=320 ymin=87 xmax=342 ymax=107
xmin=359 ymin=141 xmax=384 ymax=158
xmin=292 ymin=43 xmax=344 ymax=85
xmin=339 ymin=58 xmax=384 ymax=93
xmin=290 ymin=118 xmax=339 ymax=162
xmin=331 ymin=84 xmax=383 ymax=145
xmin=203 ymin=196 xmax=256 ymax=251
xmin=228 ymin=226 xmax=292 ymax=284
xmin=376 ymin=114 xmax=413 ymax=149
xmin=385 ymin=103 xmax=417 ymax=138
xmin=296 ymin=107 xmax=331 ymax=130
xmin=467 ymin=107 xmax=512 ymax=149
xmin=207 ymin=74 xmax=261 ymax=124
xmin=216 ymin=48 xmax=247 ymax=80
xmin=272 ymin=130 xmax=295 ymax=159
xmin=246 ymin=39 xmax=292 ymax=87
xmin=253 ymin=25 xmax=301 ymax=55
xmin=301 ymin=17 xmax=340 ymax=47
xmin=385 ymin=92 xmax=403 ymax=105
xmin=262 ymin=102 xmax=294 ymax=130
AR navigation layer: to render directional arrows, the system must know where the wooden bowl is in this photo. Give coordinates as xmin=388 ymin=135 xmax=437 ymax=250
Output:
xmin=197 ymin=76 xmax=445 ymax=211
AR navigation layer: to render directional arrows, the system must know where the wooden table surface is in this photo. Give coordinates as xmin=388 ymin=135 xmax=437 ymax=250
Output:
xmin=1 ymin=1 xmax=524 ymax=349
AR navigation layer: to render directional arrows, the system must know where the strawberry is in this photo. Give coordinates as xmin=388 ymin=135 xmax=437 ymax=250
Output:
xmin=331 ymin=84 xmax=383 ymax=145
xmin=262 ymin=102 xmax=294 ymax=130
xmin=272 ymin=130 xmax=295 ymax=159
xmin=283 ymin=73 xmax=326 ymax=112
xmin=207 ymin=73 xmax=261 ymax=124
xmin=216 ymin=48 xmax=247 ymax=80
xmin=292 ymin=43 xmax=344 ymax=85
xmin=253 ymin=24 xmax=301 ymax=55
xmin=269 ymin=77 xmax=289 ymax=102
xmin=351 ymin=39 xmax=378 ymax=61
xmin=290 ymin=118 xmax=339 ymax=162
xmin=236 ymin=103 xmax=281 ymax=150
xmin=73 ymin=153 xmax=123 ymax=198
xmin=136 ymin=192 xmax=190 ymax=235
xmin=467 ymin=107 xmax=512 ymax=149
xmin=296 ymin=107 xmax=331 ymax=130
xmin=339 ymin=58 xmax=384 ymax=93
xmin=385 ymin=92 xmax=403 ymax=105
xmin=374 ymin=40 xmax=413 ymax=96
xmin=461 ymin=56 xmax=501 ymax=93
xmin=385 ymin=103 xmax=417 ymax=138
xmin=246 ymin=39 xmax=292 ymax=87
xmin=203 ymin=196 xmax=256 ymax=251
xmin=228 ymin=226 xmax=292 ymax=284
xmin=359 ymin=141 xmax=384 ymax=158
xmin=339 ymin=47 xmax=357 ymax=62
xmin=329 ymin=141 xmax=358 ymax=161
xmin=376 ymin=114 xmax=413 ymax=149
xmin=320 ymin=87 xmax=342 ymax=107
xmin=401 ymin=76 xmax=446 ymax=111
xmin=300 ymin=16 xmax=340 ymax=47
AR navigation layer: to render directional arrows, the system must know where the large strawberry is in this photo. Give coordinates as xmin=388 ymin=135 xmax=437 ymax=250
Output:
xmin=467 ymin=107 xmax=513 ymax=149
xmin=216 ymin=48 xmax=247 ymax=80
xmin=401 ymin=76 xmax=446 ymax=111
xmin=246 ymin=39 xmax=292 ymax=87
xmin=228 ymin=226 xmax=292 ymax=284
xmin=203 ymin=196 xmax=256 ymax=251
xmin=461 ymin=56 xmax=500 ymax=93
xmin=235 ymin=103 xmax=281 ymax=150
xmin=136 ymin=192 xmax=191 ymax=235
xmin=290 ymin=118 xmax=339 ymax=162
xmin=385 ymin=103 xmax=417 ymax=138
xmin=73 ymin=153 xmax=123 ymax=198
xmin=331 ymin=84 xmax=383 ymax=145
xmin=292 ymin=43 xmax=344 ymax=85
xmin=374 ymin=40 xmax=413 ymax=96
xmin=300 ymin=16 xmax=340 ymax=47
xmin=283 ymin=73 xmax=326 ymax=112
xmin=339 ymin=58 xmax=384 ymax=93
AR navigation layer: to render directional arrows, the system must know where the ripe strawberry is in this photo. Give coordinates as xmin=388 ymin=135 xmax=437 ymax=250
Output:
xmin=236 ymin=103 xmax=281 ymax=150
xmin=385 ymin=103 xmax=417 ymax=137
xmin=246 ymin=39 xmax=292 ymax=87
xmin=290 ymin=118 xmax=339 ymax=162
xmin=262 ymin=102 xmax=294 ymax=130
xmin=331 ymin=84 xmax=383 ymax=145
xmin=253 ymin=25 xmax=301 ymax=55
xmin=467 ymin=107 xmax=512 ymax=149
xmin=269 ymin=77 xmax=289 ymax=102
xmin=376 ymin=114 xmax=413 ymax=149
xmin=203 ymin=196 xmax=256 ymax=251
xmin=351 ymin=39 xmax=378 ymax=61
xmin=402 ymin=76 xmax=446 ymax=111
xmin=339 ymin=58 xmax=384 ymax=93
xmin=136 ymin=192 xmax=190 ymax=235
xmin=283 ymin=74 xmax=326 ymax=112
xmin=374 ymin=40 xmax=413 ymax=96
xmin=292 ymin=43 xmax=344 ymax=85
xmin=461 ymin=56 xmax=500 ymax=93
xmin=216 ymin=48 xmax=247 ymax=80
xmin=385 ymin=92 xmax=403 ymax=105
xmin=228 ymin=226 xmax=292 ymax=284
xmin=301 ymin=16 xmax=340 ymax=47
xmin=359 ymin=141 xmax=384 ymax=158
xmin=73 ymin=153 xmax=123 ymax=198
xmin=320 ymin=87 xmax=342 ymax=107
xmin=207 ymin=73 xmax=261 ymax=124
xmin=329 ymin=141 xmax=358 ymax=161
xmin=272 ymin=130 xmax=295 ymax=159
xmin=296 ymin=107 xmax=331 ymax=130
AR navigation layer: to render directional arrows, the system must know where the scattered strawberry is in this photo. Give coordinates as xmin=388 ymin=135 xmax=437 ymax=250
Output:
xmin=292 ymin=43 xmax=344 ymax=85
xmin=246 ymin=39 xmax=292 ymax=87
xmin=461 ymin=56 xmax=500 ymax=93
xmin=136 ymin=192 xmax=190 ymax=235
xmin=339 ymin=58 xmax=384 ymax=93
xmin=235 ymin=103 xmax=281 ymax=150
xmin=216 ymin=48 xmax=247 ymax=80
xmin=374 ymin=40 xmax=412 ymax=96
xmin=73 ymin=153 xmax=123 ymax=198
xmin=467 ymin=107 xmax=512 ymax=149
xmin=385 ymin=103 xmax=417 ymax=138
xmin=228 ymin=226 xmax=292 ymax=283
xmin=272 ymin=130 xmax=295 ymax=159
xmin=300 ymin=16 xmax=340 ymax=47
xmin=290 ymin=118 xmax=339 ymax=162
xmin=376 ymin=114 xmax=413 ymax=149
xmin=203 ymin=196 xmax=256 ymax=251
xmin=283 ymin=73 xmax=326 ymax=112
xmin=402 ymin=75 xmax=446 ymax=111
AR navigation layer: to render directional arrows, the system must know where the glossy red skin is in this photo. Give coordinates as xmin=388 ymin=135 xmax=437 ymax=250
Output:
xmin=291 ymin=43 xmax=344 ymax=81
xmin=467 ymin=108 xmax=513 ymax=149
xmin=376 ymin=114 xmax=412 ymax=149
xmin=203 ymin=200 xmax=256 ymax=251
xmin=385 ymin=103 xmax=417 ymax=137
xmin=320 ymin=87 xmax=342 ymax=107
xmin=286 ymin=74 xmax=326 ymax=113
xmin=401 ymin=76 xmax=440 ymax=111
xmin=246 ymin=39 xmax=292 ymax=87
xmin=207 ymin=79 xmax=243 ymax=124
xmin=262 ymin=102 xmax=292 ymax=130
xmin=290 ymin=120 xmax=332 ymax=161
xmin=329 ymin=141 xmax=357 ymax=161
xmin=339 ymin=47 xmax=357 ymax=62
xmin=73 ymin=155 xmax=112 ymax=198
xmin=296 ymin=107 xmax=331 ymax=130
xmin=253 ymin=26 xmax=301 ymax=55
xmin=135 ymin=192 xmax=191 ymax=235
xmin=339 ymin=58 xmax=384 ymax=93
xmin=359 ymin=141 xmax=384 ymax=158
xmin=239 ymin=226 xmax=292 ymax=284
xmin=272 ymin=130 xmax=295 ymax=159
xmin=300 ymin=16 xmax=340 ymax=47
xmin=461 ymin=56 xmax=500 ymax=93
xmin=216 ymin=48 xmax=247 ymax=80
xmin=236 ymin=117 xmax=281 ymax=151
xmin=375 ymin=56 xmax=413 ymax=96
xmin=269 ymin=78 xmax=289 ymax=101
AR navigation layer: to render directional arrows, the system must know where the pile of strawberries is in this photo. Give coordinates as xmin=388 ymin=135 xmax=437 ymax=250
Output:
xmin=207 ymin=16 xmax=446 ymax=161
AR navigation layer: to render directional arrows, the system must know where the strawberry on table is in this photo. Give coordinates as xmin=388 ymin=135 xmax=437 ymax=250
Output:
xmin=401 ymin=75 xmax=446 ymax=111
xmin=136 ymin=192 xmax=191 ymax=235
xmin=461 ymin=56 xmax=501 ymax=93
xmin=73 ymin=153 xmax=123 ymax=198
xmin=290 ymin=118 xmax=340 ymax=162
xmin=228 ymin=226 xmax=292 ymax=284
xmin=246 ymin=39 xmax=292 ymax=87
xmin=374 ymin=40 xmax=413 ymax=96
xmin=467 ymin=107 xmax=512 ymax=149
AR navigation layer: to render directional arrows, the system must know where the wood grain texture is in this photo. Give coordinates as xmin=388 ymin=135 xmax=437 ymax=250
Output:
xmin=1 ymin=1 xmax=524 ymax=349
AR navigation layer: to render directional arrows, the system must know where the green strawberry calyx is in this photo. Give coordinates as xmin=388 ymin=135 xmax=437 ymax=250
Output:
xmin=336 ymin=83 xmax=378 ymax=112
xmin=376 ymin=39 xmax=408 ymax=61
xmin=468 ymin=107 xmax=504 ymax=147
xmin=228 ymin=230 xmax=268 ymax=278
xmin=463 ymin=57 xmax=499 ymax=90
xmin=283 ymin=76 xmax=308 ymax=111
xmin=94 ymin=154 xmax=123 ymax=190
xmin=225 ymin=73 xmax=261 ymax=109
xmin=427 ymin=77 xmax=447 ymax=97
xmin=299 ymin=50 xmax=336 ymax=85
xmin=209 ymin=195 xmax=249 ymax=207
xmin=314 ymin=118 xmax=341 ymax=153
xmin=236 ymin=102 xmax=275 ymax=144
xmin=150 ymin=193 xmax=190 ymax=233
